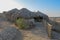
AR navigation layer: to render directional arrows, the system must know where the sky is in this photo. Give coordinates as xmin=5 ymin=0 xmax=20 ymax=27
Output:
xmin=0 ymin=0 xmax=60 ymax=17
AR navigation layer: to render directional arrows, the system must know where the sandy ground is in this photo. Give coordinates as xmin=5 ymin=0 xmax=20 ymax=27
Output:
xmin=20 ymin=22 xmax=51 ymax=40
xmin=0 ymin=17 xmax=60 ymax=40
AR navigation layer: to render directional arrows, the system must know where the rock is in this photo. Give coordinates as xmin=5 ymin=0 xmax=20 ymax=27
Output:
xmin=51 ymin=31 xmax=60 ymax=39
xmin=25 ymin=19 xmax=36 ymax=29
xmin=0 ymin=27 xmax=22 ymax=40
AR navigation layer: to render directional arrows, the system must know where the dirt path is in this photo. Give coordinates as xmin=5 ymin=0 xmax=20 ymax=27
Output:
xmin=20 ymin=22 xmax=51 ymax=40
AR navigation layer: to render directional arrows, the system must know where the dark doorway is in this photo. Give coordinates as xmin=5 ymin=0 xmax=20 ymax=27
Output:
xmin=17 ymin=17 xmax=20 ymax=20
xmin=34 ymin=16 xmax=43 ymax=22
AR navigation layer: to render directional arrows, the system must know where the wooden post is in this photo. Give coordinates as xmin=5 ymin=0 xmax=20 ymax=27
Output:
xmin=47 ymin=23 xmax=52 ymax=38
xmin=43 ymin=19 xmax=53 ymax=38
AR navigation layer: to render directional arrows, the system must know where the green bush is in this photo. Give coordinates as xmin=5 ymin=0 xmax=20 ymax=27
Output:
xmin=15 ymin=18 xmax=29 ymax=29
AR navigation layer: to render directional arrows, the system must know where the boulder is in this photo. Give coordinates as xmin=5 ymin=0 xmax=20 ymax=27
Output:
xmin=0 ymin=27 xmax=23 ymax=40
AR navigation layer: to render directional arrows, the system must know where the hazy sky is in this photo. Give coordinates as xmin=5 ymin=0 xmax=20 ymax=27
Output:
xmin=0 ymin=0 xmax=60 ymax=17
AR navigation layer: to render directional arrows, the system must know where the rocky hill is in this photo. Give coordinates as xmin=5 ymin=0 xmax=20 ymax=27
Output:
xmin=0 ymin=8 xmax=60 ymax=40
xmin=2 ymin=8 xmax=48 ymax=22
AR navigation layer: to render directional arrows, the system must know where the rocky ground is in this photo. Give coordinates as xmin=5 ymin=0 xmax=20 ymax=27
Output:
xmin=0 ymin=17 xmax=60 ymax=40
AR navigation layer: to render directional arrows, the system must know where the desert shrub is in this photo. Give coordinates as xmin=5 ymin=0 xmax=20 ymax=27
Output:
xmin=15 ymin=18 xmax=29 ymax=29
